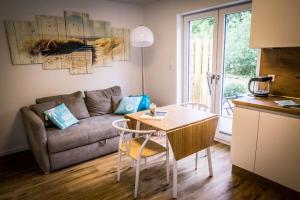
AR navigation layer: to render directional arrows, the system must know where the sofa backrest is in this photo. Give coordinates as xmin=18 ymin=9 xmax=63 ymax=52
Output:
xmin=35 ymin=91 xmax=90 ymax=120
xmin=30 ymin=86 xmax=122 ymax=127
xmin=84 ymin=86 xmax=122 ymax=116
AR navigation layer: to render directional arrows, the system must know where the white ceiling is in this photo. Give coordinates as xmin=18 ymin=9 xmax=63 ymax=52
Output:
xmin=106 ymin=0 xmax=160 ymax=5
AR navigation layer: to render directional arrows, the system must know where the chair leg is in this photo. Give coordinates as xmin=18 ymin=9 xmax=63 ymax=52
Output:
xmin=134 ymin=158 xmax=141 ymax=199
xmin=207 ymin=147 xmax=213 ymax=177
xmin=173 ymin=158 xmax=177 ymax=198
xmin=117 ymin=149 xmax=122 ymax=182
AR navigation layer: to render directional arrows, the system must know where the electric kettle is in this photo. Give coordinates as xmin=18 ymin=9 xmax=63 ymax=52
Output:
xmin=248 ymin=76 xmax=272 ymax=97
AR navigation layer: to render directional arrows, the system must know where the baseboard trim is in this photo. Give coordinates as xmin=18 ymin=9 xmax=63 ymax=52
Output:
xmin=0 ymin=145 xmax=29 ymax=157
xmin=232 ymin=165 xmax=300 ymax=198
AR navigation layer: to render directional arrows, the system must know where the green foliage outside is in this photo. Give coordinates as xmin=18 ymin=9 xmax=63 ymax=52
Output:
xmin=224 ymin=11 xmax=257 ymax=77
xmin=191 ymin=11 xmax=258 ymax=98
xmin=223 ymin=82 xmax=246 ymax=97
xmin=191 ymin=17 xmax=214 ymax=39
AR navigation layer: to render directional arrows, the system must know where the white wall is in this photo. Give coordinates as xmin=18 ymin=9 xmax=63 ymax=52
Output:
xmin=0 ymin=0 xmax=143 ymax=156
xmin=143 ymin=0 xmax=241 ymax=106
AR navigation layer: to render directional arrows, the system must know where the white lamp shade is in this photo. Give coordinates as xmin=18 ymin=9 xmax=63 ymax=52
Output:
xmin=130 ymin=26 xmax=154 ymax=47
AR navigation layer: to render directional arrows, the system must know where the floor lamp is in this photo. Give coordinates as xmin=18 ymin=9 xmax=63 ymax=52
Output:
xmin=130 ymin=26 xmax=154 ymax=95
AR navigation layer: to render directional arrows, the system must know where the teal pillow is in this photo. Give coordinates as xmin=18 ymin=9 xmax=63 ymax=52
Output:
xmin=137 ymin=95 xmax=150 ymax=111
xmin=129 ymin=95 xmax=151 ymax=111
xmin=44 ymin=103 xmax=79 ymax=129
xmin=114 ymin=96 xmax=142 ymax=114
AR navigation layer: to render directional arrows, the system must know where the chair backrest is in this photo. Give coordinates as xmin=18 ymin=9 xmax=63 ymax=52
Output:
xmin=112 ymin=119 xmax=157 ymax=158
xmin=181 ymin=102 xmax=208 ymax=111
xmin=112 ymin=119 xmax=157 ymax=135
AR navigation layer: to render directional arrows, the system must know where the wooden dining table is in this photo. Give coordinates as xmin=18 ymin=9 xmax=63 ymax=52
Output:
xmin=125 ymin=104 xmax=219 ymax=198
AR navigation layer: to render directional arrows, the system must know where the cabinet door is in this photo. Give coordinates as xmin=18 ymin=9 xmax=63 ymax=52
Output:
xmin=231 ymin=107 xmax=259 ymax=172
xmin=255 ymin=112 xmax=300 ymax=192
xmin=250 ymin=0 xmax=300 ymax=48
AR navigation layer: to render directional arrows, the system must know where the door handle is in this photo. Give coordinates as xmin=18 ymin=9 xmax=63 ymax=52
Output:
xmin=215 ymin=74 xmax=220 ymax=84
xmin=206 ymin=72 xmax=215 ymax=95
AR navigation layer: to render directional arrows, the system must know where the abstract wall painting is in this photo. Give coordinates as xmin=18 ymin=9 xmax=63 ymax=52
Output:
xmin=91 ymin=20 xmax=113 ymax=67
xmin=4 ymin=11 xmax=131 ymax=75
xmin=5 ymin=20 xmax=42 ymax=65
xmin=112 ymin=28 xmax=130 ymax=61
xmin=64 ymin=11 xmax=93 ymax=74
xmin=36 ymin=15 xmax=69 ymax=70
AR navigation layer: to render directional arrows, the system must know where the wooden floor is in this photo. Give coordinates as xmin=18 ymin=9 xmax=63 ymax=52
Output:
xmin=0 ymin=138 xmax=295 ymax=200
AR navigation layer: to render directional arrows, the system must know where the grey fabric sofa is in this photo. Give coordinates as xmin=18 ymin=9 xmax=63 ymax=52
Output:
xmin=20 ymin=86 xmax=125 ymax=173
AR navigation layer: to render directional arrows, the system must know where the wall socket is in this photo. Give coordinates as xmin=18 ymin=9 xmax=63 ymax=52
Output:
xmin=268 ymin=74 xmax=275 ymax=82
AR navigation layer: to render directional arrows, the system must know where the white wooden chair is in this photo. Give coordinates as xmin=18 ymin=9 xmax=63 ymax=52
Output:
xmin=112 ymin=119 xmax=169 ymax=199
xmin=181 ymin=102 xmax=211 ymax=171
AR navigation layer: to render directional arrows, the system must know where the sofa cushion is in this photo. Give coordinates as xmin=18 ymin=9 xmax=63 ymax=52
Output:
xmin=84 ymin=86 xmax=122 ymax=116
xmin=30 ymin=101 xmax=56 ymax=127
xmin=46 ymin=114 xmax=123 ymax=153
xmin=36 ymin=91 xmax=90 ymax=120
xmin=84 ymin=114 xmax=124 ymax=144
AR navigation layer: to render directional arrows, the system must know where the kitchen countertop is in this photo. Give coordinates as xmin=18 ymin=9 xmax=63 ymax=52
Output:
xmin=232 ymin=95 xmax=300 ymax=116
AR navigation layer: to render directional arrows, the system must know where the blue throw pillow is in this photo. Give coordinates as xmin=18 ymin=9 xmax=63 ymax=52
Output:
xmin=138 ymin=95 xmax=150 ymax=111
xmin=114 ymin=96 xmax=143 ymax=114
xmin=44 ymin=103 xmax=79 ymax=129
xmin=130 ymin=95 xmax=151 ymax=111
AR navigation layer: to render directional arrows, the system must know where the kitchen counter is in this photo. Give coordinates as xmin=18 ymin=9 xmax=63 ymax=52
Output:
xmin=232 ymin=96 xmax=300 ymax=116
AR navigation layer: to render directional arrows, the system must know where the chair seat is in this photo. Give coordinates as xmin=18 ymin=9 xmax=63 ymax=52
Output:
xmin=120 ymin=137 xmax=166 ymax=160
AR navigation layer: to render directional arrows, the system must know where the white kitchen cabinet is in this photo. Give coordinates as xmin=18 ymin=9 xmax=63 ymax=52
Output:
xmin=231 ymin=106 xmax=300 ymax=192
xmin=250 ymin=0 xmax=300 ymax=48
xmin=255 ymin=112 xmax=300 ymax=192
xmin=231 ymin=107 xmax=259 ymax=172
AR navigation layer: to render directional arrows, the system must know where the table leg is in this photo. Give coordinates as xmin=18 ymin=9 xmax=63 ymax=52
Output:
xmin=173 ymin=158 xmax=177 ymax=198
xmin=207 ymin=147 xmax=213 ymax=177
xmin=166 ymin=135 xmax=170 ymax=184
xmin=135 ymin=121 xmax=140 ymax=138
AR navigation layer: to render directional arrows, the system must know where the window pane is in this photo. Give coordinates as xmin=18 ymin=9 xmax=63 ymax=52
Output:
xmin=188 ymin=17 xmax=214 ymax=109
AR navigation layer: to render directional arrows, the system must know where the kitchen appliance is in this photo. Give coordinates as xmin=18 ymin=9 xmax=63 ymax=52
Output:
xmin=248 ymin=76 xmax=273 ymax=97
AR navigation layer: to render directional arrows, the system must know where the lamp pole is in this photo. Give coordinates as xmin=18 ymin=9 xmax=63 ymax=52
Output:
xmin=130 ymin=25 xmax=154 ymax=95
xmin=141 ymin=47 xmax=144 ymax=95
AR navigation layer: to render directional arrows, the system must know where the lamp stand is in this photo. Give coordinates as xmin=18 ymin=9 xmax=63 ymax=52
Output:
xmin=141 ymin=47 xmax=145 ymax=95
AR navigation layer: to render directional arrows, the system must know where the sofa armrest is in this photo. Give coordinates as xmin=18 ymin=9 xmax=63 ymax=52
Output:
xmin=20 ymin=107 xmax=50 ymax=173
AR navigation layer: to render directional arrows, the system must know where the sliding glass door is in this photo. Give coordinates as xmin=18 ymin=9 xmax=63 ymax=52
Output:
xmin=183 ymin=3 xmax=258 ymax=143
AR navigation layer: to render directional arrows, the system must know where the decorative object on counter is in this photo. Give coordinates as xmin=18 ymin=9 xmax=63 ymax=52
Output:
xmin=130 ymin=26 xmax=154 ymax=94
xmin=4 ymin=11 xmax=130 ymax=75
xmin=274 ymin=100 xmax=300 ymax=108
xmin=248 ymin=76 xmax=272 ymax=97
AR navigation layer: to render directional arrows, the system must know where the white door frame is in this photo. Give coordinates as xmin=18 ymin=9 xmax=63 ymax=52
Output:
xmin=183 ymin=10 xmax=219 ymax=113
